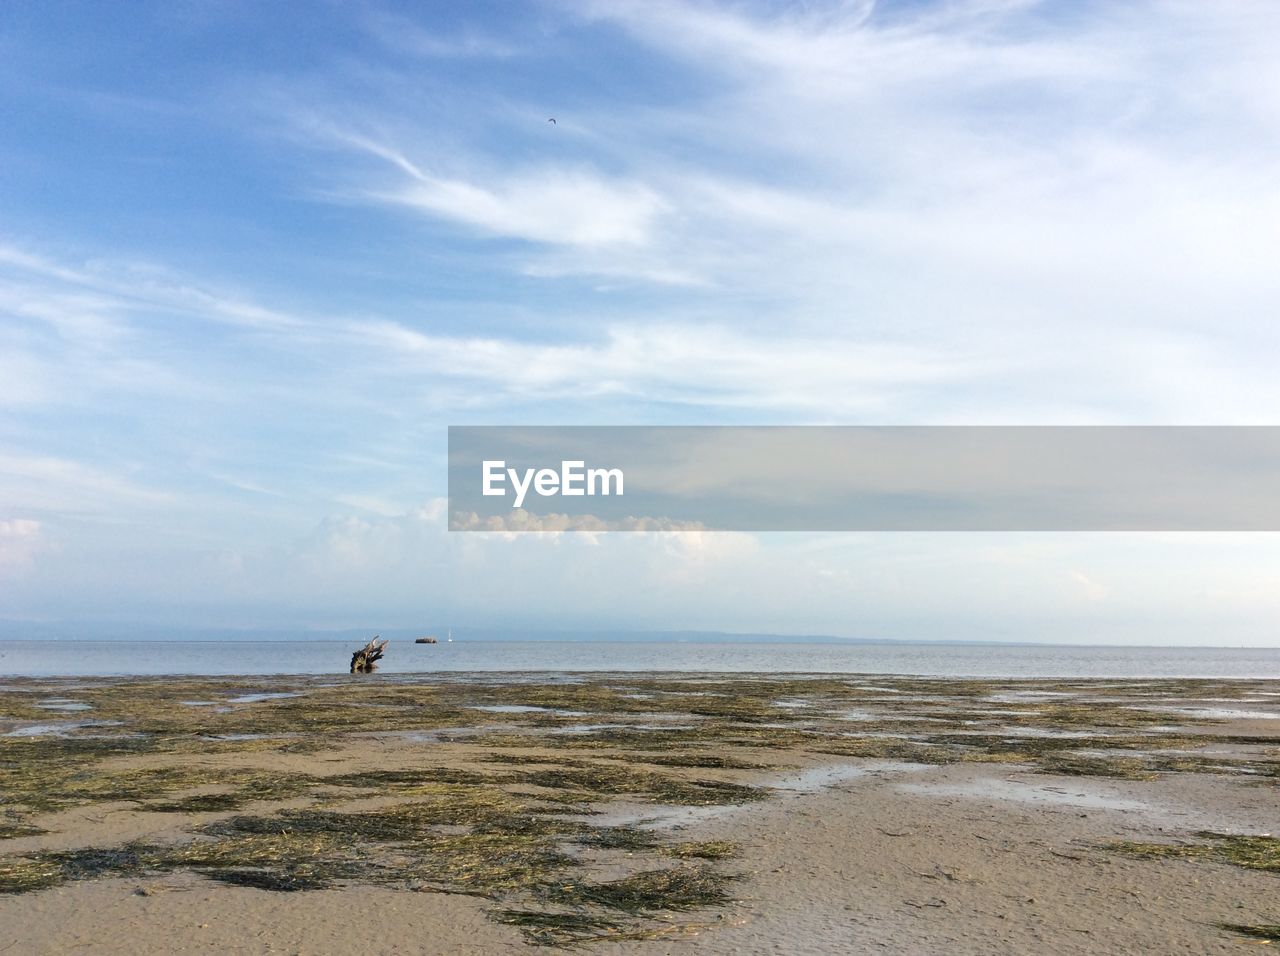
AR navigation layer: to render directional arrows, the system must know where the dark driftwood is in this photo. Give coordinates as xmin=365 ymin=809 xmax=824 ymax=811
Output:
xmin=350 ymin=637 xmax=388 ymax=673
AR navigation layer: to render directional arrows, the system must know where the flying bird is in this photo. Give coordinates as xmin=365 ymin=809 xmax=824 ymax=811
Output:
xmin=547 ymin=117 xmax=556 ymax=124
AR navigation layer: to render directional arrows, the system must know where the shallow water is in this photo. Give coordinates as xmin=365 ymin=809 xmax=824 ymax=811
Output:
xmin=468 ymin=704 xmax=586 ymax=715
xmin=35 ymin=700 xmax=92 ymax=712
xmin=1170 ymin=707 xmax=1279 ymax=720
xmin=549 ymin=722 xmax=699 ymax=734
xmin=2 ymin=719 xmax=119 ymax=737
xmin=770 ymin=762 xmax=924 ymax=793
xmin=225 ymin=691 xmax=303 ymax=704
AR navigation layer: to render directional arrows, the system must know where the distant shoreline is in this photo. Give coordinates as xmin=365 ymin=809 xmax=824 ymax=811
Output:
xmin=1 ymin=630 xmax=1276 ymax=650
xmin=1 ymin=640 xmax=1278 ymax=680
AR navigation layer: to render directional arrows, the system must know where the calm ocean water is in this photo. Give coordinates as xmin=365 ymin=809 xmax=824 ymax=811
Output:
xmin=1 ymin=640 xmax=1278 ymax=679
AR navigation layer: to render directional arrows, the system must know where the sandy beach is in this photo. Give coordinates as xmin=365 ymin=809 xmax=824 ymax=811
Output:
xmin=1 ymin=674 xmax=1277 ymax=953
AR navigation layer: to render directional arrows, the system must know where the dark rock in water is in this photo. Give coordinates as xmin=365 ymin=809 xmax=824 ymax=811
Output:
xmin=415 ymin=636 xmax=438 ymax=644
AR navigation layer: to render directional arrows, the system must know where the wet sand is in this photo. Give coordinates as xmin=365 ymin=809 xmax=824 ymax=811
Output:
xmin=1 ymin=674 xmax=1276 ymax=953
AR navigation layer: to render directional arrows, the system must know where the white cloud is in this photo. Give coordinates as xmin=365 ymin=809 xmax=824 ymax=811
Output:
xmin=301 ymin=123 xmax=669 ymax=249
xmin=0 ymin=243 xmax=301 ymax=332
xmin=348 ymin=319 xmax=970 ymax=414
xmin=0 ymin=240 xmax=977 ymax=420
xmin=360 ymin=10 xmax=521 ymax=60
xmin=1071 ymin=569 xmax=1110 ymax=602
xmin=380 ymin=169 xmax=666 ymax=248
xmin=0 ymin=518 xmax=40 ymax=537
xmin=0 ymin=518 xmax=42 ymax=571
xmin=267 ymin=0 xmax=1280 ymax=424
xmin=0 ymin=454 xmax=177 ymax=515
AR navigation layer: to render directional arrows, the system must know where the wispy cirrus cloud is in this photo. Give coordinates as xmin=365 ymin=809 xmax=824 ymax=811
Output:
xmin=0 ymin=238 xmax=976 ymax=556
xmin=359 ymin=10 xmax=523 ymax=60
xmin=299 ymin=123 xmax=670 ymax=250
xmin=346 ymin=318 xmax=967 ymax=413
xmin=0 ymin=239 xmax=971 ymax=417
xmin=0 ymin=244 xmax=303 ymax=333
xmin=271 ymin=0 xmax=1280 ymax=360
xmin=0 ymin=453 xmax=177 ymax=514
xmin=378 ymin=168 xmax=666 ymax=247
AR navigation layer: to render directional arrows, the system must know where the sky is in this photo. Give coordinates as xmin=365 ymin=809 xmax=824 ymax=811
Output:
xmin=2 ymin=0 xmax=1280 ymax=644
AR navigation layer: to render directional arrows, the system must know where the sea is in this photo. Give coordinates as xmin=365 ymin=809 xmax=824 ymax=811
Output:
xmin=1 ymin=640 xmax=1278 ymax=679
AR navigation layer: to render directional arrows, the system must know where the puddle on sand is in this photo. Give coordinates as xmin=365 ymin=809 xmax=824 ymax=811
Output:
xmin=838 ymin=712 xmax=953 ymax=724
xmin=986 ymin=691 xmax=1077 ymax=704
xmin=468 ymin=704 xmax=588 ymax=716
xmin=771 ymin=761 xmax=929 ymax=793
xmin=833 ymin=710 xmax=880 ymax=722
xmin=5 ymin=722 xmax=88 ymax=737
xmin=897 ymin=778 xmax=1154 ymax=813
xmin=35 ymin=699 xmax=92 ymax=712
xmin=389 ymin=726 xmax=493 ymax=743
xmin=4 ymin=719 xmax=121 ymax=738
xmin=1179 ymin=708 xmax=1278 ymax=721
xmin=937 ymin=727 xmax=1107 ymax=740
xmin=587 ymin=803 xmax=734 ymax=831
xmin=227 ymin=692 xmax=303 ymax=705
xmin=1134 ymin=706 xmax=1280 ymax=721
xmin=549 ymin=722 xmax=697 ymax=735
xmin=589 ymin=760 xmax=933 ymax=830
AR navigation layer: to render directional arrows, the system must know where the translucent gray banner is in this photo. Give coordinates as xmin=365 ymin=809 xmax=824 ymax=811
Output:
xmin=448 ymin=426 xmax=1280 ymax=531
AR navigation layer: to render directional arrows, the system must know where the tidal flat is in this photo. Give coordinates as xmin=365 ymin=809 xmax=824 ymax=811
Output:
xmin=0 ymin=674 xmax=1277 ymax=953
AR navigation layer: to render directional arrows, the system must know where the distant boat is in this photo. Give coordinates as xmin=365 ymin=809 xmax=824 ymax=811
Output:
xmin=447 ymin=629 xmax=453 ymax=643
xmin=415 ymin=636 xmax=438 ymax=644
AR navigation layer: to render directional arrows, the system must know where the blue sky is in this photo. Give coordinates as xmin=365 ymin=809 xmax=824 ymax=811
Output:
xmin=2 ymin=0 xmax=1280 ymax=643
